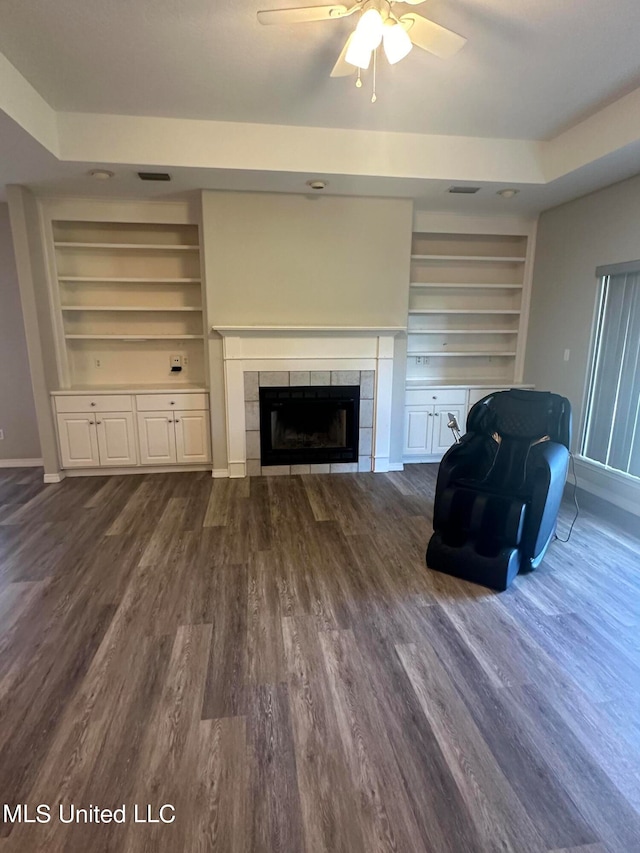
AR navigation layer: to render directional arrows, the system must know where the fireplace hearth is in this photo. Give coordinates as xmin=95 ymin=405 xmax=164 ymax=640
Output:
xmin=259 ymin=385 xmax=360 ymax=467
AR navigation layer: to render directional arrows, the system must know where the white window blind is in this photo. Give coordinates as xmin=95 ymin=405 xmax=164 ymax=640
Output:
xmin=582 ymin=268 xmax=640 ymax=477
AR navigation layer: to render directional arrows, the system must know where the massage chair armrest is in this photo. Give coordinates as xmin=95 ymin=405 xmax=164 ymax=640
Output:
xmin=521 ymin=441 xmax=570 ymax=561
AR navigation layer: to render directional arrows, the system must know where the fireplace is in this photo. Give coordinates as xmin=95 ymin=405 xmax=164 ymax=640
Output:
xmin=259 ymin=385 xmax=360 ymax=467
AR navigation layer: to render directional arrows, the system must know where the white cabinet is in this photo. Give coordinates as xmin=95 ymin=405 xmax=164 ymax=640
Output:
xmin=175 ymin=411 xmax=211 ymax=463
xmin=54 ymin=390 xmax=210 ymax=470
xmin=57 ymin=410 xmax=137 ymax=467
xmin=57 ymin=413 xmax=100 ymax=468
xmin=403 ymin=403 xmax=464 ymax=457
xmin=403 ymin=388 xmax=467 ymax=458
xmin=432 ymin=404 xmax=465 ymax=455
xmin=137 ymin=412 xmax=176 ymax=464
xmin=137 ymin=409 xmax=210 ymax=465
xmin=96 ymin=413 xmax=137 ymax=466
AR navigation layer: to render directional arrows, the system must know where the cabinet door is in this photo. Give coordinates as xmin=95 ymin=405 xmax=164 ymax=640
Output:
xmin=432 ymin=404 xmax=466 ymax=455
xmin=57 ymin=413 xmax=100 ymax=468
xmin=403 ymin=407 xmax=433 ymax=456
xmin=175 ymin=411 xmax=211 ymax=464
xmin=96 ymin=412 xmax=137 ymax=467
xmin=137 ymin=412 xmax=176 ymax=465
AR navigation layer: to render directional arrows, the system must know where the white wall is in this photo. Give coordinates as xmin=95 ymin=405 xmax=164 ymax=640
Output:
xmin=201 ymin=191 xmax=413 ymax=468
xmin=202 ymin=191 xmax=413 ymax=327
xmin=0 ymin=202 xmax=40 ymax=462
xmin=525 ymin=172 xmax=640 ymax=512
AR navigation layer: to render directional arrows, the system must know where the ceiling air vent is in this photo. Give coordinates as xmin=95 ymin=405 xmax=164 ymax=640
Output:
xmin=448 ymin=186 xmax=481 ymax=194
xmin=137 ymin=172 xmax=171 ymax=181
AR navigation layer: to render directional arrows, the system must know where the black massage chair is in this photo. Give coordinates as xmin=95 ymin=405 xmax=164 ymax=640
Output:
xmin=426 ymin=389 xmax=572 ymax=591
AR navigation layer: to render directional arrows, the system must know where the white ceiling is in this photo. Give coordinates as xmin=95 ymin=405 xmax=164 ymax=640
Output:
xmin=1 ymin=0 xmax=640 ymax=213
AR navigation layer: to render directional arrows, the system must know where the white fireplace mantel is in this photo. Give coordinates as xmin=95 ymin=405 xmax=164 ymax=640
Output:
xmin=212 ymin=325 xmax=401 ymax=478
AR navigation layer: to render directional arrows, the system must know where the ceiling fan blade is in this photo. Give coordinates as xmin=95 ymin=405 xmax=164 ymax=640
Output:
xmin=400 ymin=14 xmax=467 ymax=58
xmin=330 ymin=33 xmax=357 ymax=76
xmin=257 ymin=4 xmax=353 ymax=24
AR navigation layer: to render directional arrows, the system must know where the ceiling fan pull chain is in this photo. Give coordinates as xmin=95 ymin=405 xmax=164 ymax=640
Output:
xmin=371 ymin=48 xmax=377 ymax=102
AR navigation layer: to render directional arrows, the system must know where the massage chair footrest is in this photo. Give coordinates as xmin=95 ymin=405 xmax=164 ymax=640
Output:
xmin=426 ymin=531 xmax=522 ymax=591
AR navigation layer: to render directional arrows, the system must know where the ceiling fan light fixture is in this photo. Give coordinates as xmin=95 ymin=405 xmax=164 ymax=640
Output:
xmin=354 ymin=8 xmax=384 ymax=50
xmin=382 ymin=19 xmax=413 ymax=64
xmin=345 ymin=31 xmax=373 ymax=68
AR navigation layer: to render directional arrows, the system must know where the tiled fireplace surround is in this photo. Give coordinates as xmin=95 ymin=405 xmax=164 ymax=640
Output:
xmin=244 ymin=370 xmax=375 ymax=476
xmin=214 ymin=327 xmax=399 ymax=478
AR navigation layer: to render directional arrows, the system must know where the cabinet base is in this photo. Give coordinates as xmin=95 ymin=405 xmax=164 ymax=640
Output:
xmin=62 ymin=464 xmax=212 ymax=478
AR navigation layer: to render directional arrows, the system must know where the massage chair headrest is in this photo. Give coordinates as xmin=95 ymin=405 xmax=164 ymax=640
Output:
xmin=467 ymin=389 xmax=572 ymax=450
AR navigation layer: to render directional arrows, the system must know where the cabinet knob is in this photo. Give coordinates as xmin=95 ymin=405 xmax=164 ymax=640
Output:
xmin=96 ymin=420 xmax=102 ymax=425
xmin=90 ymin=402 xmax=96 ymax=407
xmin=170 ymin=401 xmax=176 ymax=405
xmin=175 ymin=419 xmax=180 ymax=423
xmin=432 ymin=396 xmax=437 ymax=400
xmin=89 ymin=421 xmax=94 ymax=425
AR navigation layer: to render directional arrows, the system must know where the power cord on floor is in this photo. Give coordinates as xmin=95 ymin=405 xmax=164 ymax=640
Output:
xmin=555 ymin=452 xmax=579 ymax=543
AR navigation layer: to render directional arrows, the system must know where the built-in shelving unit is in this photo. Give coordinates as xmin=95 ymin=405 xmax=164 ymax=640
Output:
xmin=50 ymin=220 xmax=205 ymax=387
xmin=406 ymin=232 xmax=530 ymax=386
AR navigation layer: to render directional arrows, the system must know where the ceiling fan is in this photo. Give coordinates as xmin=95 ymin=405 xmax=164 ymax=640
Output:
xmin=257 ymin=0 xmax=467 ymax=79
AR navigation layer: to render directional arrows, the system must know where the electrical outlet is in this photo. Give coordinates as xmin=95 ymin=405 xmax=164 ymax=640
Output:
xmin=182 ymin=354 xmax=189 ymax=366
xmin=170 ymin=354 xmax=182 ymax=368
xmin=564 ymin=349 xmax=570 ymax=362
xmin=94 ymin=359 xmax=101 ymax=368
xmin=0 ymin=429 xmax=4 ymax=440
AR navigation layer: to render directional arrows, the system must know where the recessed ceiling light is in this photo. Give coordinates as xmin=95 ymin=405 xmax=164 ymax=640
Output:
xmin=306 ymin=179 xmax=327 ymax=190
xmin=88 ymin=169 xmax=114 ymax=180
xmin=497 ymin=188 xmax=519 ymax=198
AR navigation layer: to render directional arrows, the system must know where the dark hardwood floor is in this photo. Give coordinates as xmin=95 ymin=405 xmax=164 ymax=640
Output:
xmin=0 ymin=464 xmax=639 ymax=853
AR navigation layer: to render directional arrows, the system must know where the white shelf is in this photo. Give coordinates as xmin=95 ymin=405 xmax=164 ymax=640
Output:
xmin=410 ymin=282 xmax=523 ymax=289
xmin=407 ymin=379 xmax=531 ymax=389
xmin=54 ymin=242 xmax=199 ymax=251
xmin=409 ymin=352 xmax=517 ymax=357
xmin=61 ymin=306 xmax=202 ymax=312
xmin=58 ymin=276 xmax=201 ymax=283
xmin=406 ymin=231 xmax=529 ymax=392
xmin=411 ymin=254 xmax=526 ymax=262
xmin=409 ymin=309 xmax=521 ymax=315
xmin=64 ymin=334 xmax=204 ymax=341
xmin=408 ymin=329 xmax=518 ymax=335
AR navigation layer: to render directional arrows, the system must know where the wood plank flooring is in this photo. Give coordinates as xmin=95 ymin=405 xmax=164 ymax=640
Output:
xmin=0 ymin=464 xmax=639 ymax=852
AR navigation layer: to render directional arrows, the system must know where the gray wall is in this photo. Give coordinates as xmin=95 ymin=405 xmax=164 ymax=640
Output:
xmin=525 ymin=172 xmax=640 ymax=450
xmin=0 ymin=202 xmax=40 ymax=461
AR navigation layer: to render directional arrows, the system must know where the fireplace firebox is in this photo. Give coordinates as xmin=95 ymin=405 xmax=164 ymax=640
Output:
xmin=259 ymin=385 xmax=360 ymax=467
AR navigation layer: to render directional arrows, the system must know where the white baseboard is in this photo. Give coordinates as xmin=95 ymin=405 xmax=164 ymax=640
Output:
xmin=228 ymin=461 xmax=247 ymax=478
xmin=0 ymin=458 xmax=43 ymax=468
xmin=388 ymin=462 xmax=405 ymax=472
xmin=43 ymin=472 xmax=65 ymax=483
xmin=63 ymin=464 xmax=211 ymax=478
xmin=212 ymin=468 xmax=229 ymax=478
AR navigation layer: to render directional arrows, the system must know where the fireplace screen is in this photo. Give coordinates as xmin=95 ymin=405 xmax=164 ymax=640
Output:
xmin=259 ymin=385 xmax=360 ymax=466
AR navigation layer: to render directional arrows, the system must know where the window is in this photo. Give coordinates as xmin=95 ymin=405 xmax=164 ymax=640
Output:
xmin=582 ymin=265 xmax=640 ymax=477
